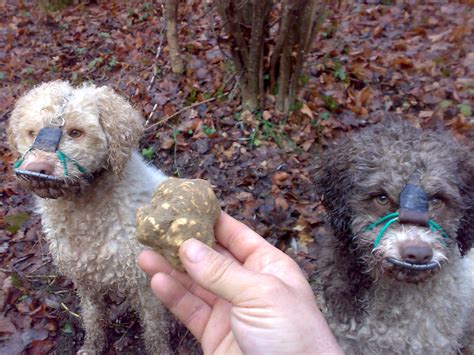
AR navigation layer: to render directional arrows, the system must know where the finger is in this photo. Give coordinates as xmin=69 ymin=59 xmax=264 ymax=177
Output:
xmin=138 ymin=249 xmax=182 ymax=277
xmin=217 ymin=213 xmax=306 ymax=280
xmin=200 ymin=301 xmax=233 ymax=354
xmin=214 ymin=243 xmax=240 ymax=263
xmin=138 ymin=250 xmax=219 ymax=306
xmin=215 ymin=212 xmax=281 ymax=263
xmin=138 ymin=245 xmax=238 ymax=277
xmin=180 ymin=238 xmax=265 ymax=303
xmin=151 ymin=273 xmax=212 ymax=342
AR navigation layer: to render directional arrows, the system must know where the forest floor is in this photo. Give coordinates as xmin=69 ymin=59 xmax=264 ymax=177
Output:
xmin=0 ymin=0 xmax=473 ymax=354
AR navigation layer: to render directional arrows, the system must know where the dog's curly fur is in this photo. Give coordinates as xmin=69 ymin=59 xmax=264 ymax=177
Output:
xmin=311 ymin=118 xmax=474 ymax=354
xmin=8 ymin=81 xmax=171 ymax=354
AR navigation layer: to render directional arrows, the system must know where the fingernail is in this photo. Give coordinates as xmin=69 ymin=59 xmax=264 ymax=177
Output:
xmin=184 ymin=239 xmax=208 ymax=263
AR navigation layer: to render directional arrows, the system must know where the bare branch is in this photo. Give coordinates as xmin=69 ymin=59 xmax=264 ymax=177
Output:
xmin=145 ymin=97 xmax=217 ymax=132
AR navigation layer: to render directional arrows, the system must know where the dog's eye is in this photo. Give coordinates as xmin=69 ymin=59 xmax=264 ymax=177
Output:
xmin=430 ymin=198 xmax=444 ymax=209
xmin=28 ymin=130 xmax=36 ymax=138
xmin=374 ymin=195 xmax=390 ymax=205
xmin=68 ymin=129 xmax=83 ymax=138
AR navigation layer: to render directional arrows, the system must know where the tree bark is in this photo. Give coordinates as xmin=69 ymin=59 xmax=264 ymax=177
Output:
xmin=216 ymin=0 xmax=327 ymax=113
xmin=165 ymin=0 xmax=184 ymax=74
xmin=274 ymin=0 xmax=327 ymax=113
xmin=287 ymin=0 xmax=319 ymax=111
xmin=246 ymin=0 xmax=271 ymax=109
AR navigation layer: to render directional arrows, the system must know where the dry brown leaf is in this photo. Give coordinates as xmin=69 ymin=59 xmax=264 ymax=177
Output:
xmin=235 ymin=191 xmax=254 ymax=201
xmin=262 ymin=110 xmax=272 ymax=120
xmin=275 ymin=196 xmax=289 ymax=210
xmin=160 ymin=135 xmax=175 ymax=150
xmin=419 ymin=111 xmax=434 ymax=118
xmin=392 ymin=56 xmax=414 ymax=69
xmin=300 ymin=104 xmax=314 ymax=119
xmin=359 ymin=87 xmax=373 ymax=106
xmin=301 ymin=139 xmax=314 ymax=152
xmin=241 ymin=110 xmax=258 ymax=126
xmin=293 ymin=215 xmax=308 ymax=232
xmin=450 ymin=25 xmax=469 ymax=42
xmin=272 ymin=171 xmax=291 ymax=185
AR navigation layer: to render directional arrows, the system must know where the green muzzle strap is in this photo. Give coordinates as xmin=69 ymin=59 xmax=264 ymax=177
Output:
xmin=365 ymin=212 xmax=450 ymax=249
xmin=56 ymin=150 xmax=89 ymax=177
xmin=13 ymin=149 xmax=89 ymax=178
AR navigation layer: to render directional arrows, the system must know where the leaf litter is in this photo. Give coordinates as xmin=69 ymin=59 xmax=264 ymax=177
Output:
xmin=0 ymin=0 xmax=472 ymax=353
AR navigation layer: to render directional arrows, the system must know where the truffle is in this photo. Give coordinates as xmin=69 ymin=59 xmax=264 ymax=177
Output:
xmin=136 ymin=178 xmax=220 ymax=271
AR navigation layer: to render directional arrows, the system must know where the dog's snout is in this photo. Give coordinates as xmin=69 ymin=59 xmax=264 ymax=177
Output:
xmin=24 ymin=161 xmax=55 ymax=175
xmin=399 ymin=243 xmax=433 ymax=264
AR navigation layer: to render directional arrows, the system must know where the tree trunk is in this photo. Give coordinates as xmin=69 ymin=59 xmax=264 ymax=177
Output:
xmin=165 ymin=0 xmax=184 ymax=74
xmin=274 ymin=0 xmax=327 ymax=113
xmin=216 ymin=0 xmax=327 ymax=114
xmin=216 ymin=0 xmax=272 ymax=111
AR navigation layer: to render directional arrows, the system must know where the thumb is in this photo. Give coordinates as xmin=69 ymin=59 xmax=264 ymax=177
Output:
xmin=179 ymin=238 xmax=262 ymax=303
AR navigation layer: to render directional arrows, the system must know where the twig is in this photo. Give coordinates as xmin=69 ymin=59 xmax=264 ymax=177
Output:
xmin=147 ymin=37 xmax=165 ymax=90
xmin=145 ymin=3 xmax=166 ymax=126
xmin=26 ymin=274 xmax=57 ymax=279
xmin=147 ymin=102 xmax=159 ymax=124
xmin=12 ymin=254 xmax=34 ymax=266
xmin=61 ymin=302 xmax=81 ymax=319
xmin=145 ymin=96 xmax=218 ymax=131
xmin=173 ymin=131 xmax=181 ymax=178
xmin=146 ymin=67 xmax=244 ymax=132
xmin=25 ymin=260 xmax=53 ymax=274
xmin=54 ymin=290 xmax=72 ymax=295
xmin=115 ymin=320 xmax=136 ymax=346
xmin=177 ymin=329 xmax=192 ymax=350
xmin=151 ymin=3 xmax=166 ymax=77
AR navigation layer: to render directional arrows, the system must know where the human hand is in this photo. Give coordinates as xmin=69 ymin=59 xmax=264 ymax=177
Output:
xmin=138 ymin=212 xmax=342 ymax=355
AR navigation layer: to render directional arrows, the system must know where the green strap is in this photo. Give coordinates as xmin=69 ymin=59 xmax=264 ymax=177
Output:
xmin=56 ymin=150 xmax=69 ymax=176
xmin=364 ymin=212 xmax=450 ymax=250
xmin=428 ymin=220 xmax=449 ymax=240
xmin=14 ymin=158 xmax=24 ymax=169
xmin=56 ymin=150 xmax=89 ymax=177
xmin=13 ymin=147 xmax=32 ymax=169
xmin=13 ymin=145 xmax=89 ymax=178
xmin=372 ymin=216 xmax=399 ymax=248
xmin=14 ymin=150 xmax=88 ymax=178
xmin=365 ymin=212 xmax=399 ymax=231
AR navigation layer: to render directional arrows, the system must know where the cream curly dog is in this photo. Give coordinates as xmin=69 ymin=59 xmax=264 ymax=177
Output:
xmin=312 ymin=119 xmax=474 ymax=354
xmin=8 ymin=81 xmax=171 ymax=354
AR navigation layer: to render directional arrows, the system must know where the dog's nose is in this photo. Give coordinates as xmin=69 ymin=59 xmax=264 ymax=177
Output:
xmin=23 ymin=161 xmax=55 ymax=175
xmin=399 ymin=243 xmax=433 ymax=264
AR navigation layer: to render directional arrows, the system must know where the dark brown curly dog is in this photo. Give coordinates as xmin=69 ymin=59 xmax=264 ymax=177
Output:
xmin=311 ymin=118 xmax=473 ymax=354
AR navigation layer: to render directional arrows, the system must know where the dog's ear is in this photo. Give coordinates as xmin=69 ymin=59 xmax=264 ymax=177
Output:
xmin=6 ymin=120 xmax=19 ymax=158
xmin=314 ymin=139 xmax=357 ymax=240
xmin=7 ymin=90 xmax=30 ymax=159
xmin=456 ymin=148 xmax=474 ymax=255
xmin=96 ymin=86 xmax=144 ymax=176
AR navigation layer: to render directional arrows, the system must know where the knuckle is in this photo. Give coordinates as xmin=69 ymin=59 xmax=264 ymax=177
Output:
xmin=183 ymin=302 xmax=206 ymax=327
xmin=204 ymin=255 xmax=235 ymax=287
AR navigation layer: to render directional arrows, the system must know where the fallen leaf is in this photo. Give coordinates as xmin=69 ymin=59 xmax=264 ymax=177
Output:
xmin=274 ymin=196 xmax=289 ymax=210
xmin=299 ymin=104 xmax=314 ymax=119
xmin=419 ymin=111 xmax=433 ymax=118
xmin=0 ymin=315 xmax=16 ymax=334
xmin=272 ymin=171 xmax=291 ymax=185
